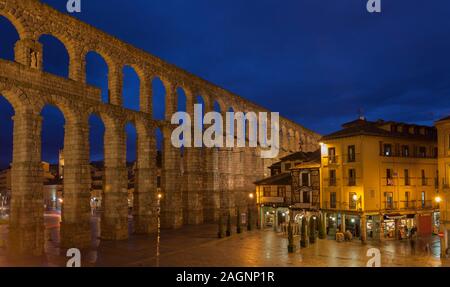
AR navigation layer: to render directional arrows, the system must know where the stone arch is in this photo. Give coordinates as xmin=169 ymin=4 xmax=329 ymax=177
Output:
xmin=83 ymin=50 xmax=112 ymax=103
xmin=0 ymin=85 xmax=33 ymax=114
xmin=212 ymin=97 xmax=227 ymax=114
xmin=0 ymin=9 xmax=29 ymax=39
xmin=0 ymin=14 xmax=20 ymax=60
xmin=34 ymin=25 xmax=77 ymax=58
xmin=122 ymin=65 xmax=142 ymax=111
xmin=38 ymin=33 xmax=71 ymax=78
xmin=151 ymin=75 xmax=169 ymax=120
xmin=35 ymin=94 xmax=80 ymax=125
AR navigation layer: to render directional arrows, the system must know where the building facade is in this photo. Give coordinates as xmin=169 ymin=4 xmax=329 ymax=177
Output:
xmin=255 ymin=150 xmax=321 ymax=231
xmin=320 ymin=118 xmax=439 ymax=241
xmin=436 ymin=116 xmax=450 ymax=256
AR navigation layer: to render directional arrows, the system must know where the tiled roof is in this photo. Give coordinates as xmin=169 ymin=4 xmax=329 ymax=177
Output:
xmin=322 ymin=118 xmax=436 ymax=141
xmin=436 ymin=115 xmax=450 ymax=122
xmin=279 ymin=149 xmax=321 ymax=162
xmin=254 ymin=172 xmax=291 ymax=186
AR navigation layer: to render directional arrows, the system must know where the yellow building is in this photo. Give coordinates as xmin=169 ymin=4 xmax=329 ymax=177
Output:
xmin=320 ymin=118 xmax=439 ymax=241
xmin=436 ymin=116 xmax=450 ymax=257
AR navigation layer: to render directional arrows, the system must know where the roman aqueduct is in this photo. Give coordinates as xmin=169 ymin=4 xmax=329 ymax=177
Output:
xmin=0 ymin=0 xmax=320 ymax=256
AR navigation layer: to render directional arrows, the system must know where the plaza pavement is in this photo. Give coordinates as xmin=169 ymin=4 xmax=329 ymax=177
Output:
xmin=0 ymin=212 xmax=449 ymax=267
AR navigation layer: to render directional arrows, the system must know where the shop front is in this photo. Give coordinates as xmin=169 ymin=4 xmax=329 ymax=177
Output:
xmin=259 ymin=205 xmax=289 ymax=231
xmin=382 ymin=214 xmax=416 ymax=240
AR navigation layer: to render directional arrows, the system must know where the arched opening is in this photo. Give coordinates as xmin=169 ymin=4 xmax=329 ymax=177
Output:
xmin=152 ymin=77 xmax=166 ymax=120
xmin=39 ymin=34 xmax=69 ymax=78
xmin=88 ymin=114 xmax=105 ymax=217
xmin=0 ymin=16 xmax=20 ymax=61
xmin=85 ymin=52 xmax=109 ymax=103
xmin=40 ymin=104 xmax=66 ymax=244
xmin=123 ymin=66 xmax=141 ymax=111
xmin=0 ymin=95 xmax=14 ymax=231
xmin=125 ymin=122 xmax=137 ymax=215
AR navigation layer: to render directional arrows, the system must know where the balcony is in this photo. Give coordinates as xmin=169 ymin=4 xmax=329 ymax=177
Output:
xmin=343 ymin=153 xmax=361 ymax=163
xmin=322 ymin=201 xmax=359 ymax=211
xmin=260 ymin=197 xmax=286 ymax=204
xmin=421 ymin=178 xmax=429 ymax=186
xmin=344 ymin=177 xmax=358 ymax=186
xmin=384 ymin=201 xmax=398 ymax=210
xmin=322 ymin=201 xmax=338 ymax=209
xmin=398 ymin=200 xmax=436 ymax=210
xmin=383 ymin=177 xmax=395 ymax=186
xmin=379 ymin=151 xmax=437 ymax=159
xmin=324 ymin=178 xmax=339 ymax=187
xmin=324 ymin=155 xmax=339 ymax=165
xmin=420 ymin=200 xmax=434 ymax=210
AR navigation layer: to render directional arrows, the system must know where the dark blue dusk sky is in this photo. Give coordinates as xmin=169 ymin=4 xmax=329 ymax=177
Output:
xmin=1 ymin=0 xmax=450 ymax=168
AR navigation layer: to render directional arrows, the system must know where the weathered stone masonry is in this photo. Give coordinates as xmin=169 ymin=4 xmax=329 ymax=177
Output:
xmin=0 ymin=0 xmax=320 ymax=256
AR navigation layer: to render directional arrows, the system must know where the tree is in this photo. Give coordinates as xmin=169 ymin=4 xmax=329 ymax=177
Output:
xmin=309 ymin=217 xmax=316 ymax=244
xmin=226 ymin=212 xmax=232 ymax=237
xmin=300 ymin=216 xmax=309 ymax=248
xmin=236 ymin=207 xmax=242 ymax=234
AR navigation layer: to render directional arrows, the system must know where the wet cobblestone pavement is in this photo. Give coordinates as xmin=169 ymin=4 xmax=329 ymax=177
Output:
xmin=1 ymin=213 xmax=449 ymax=267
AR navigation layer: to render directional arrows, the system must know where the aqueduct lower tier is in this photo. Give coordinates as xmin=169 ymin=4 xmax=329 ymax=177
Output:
xmin=0 ymin=0 xmax=320 ymax=256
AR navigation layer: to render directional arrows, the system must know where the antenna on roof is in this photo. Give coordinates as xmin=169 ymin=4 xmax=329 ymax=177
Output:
xmin=358 ymin=108 xmax=365 ymax=120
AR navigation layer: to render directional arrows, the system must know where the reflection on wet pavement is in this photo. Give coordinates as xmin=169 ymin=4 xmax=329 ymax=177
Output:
xmin=1 ymin=212 xmax=449 ymax=267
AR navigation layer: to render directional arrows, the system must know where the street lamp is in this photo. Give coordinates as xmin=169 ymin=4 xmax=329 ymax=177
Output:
xmin=248 ymin=193 xmax=255 ymax=231
xmin=435 ymin=196 xmax=442 ymax=203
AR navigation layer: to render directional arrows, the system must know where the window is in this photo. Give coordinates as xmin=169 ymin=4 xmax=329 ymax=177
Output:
xmin=277 ymin=186 xmax=286 ymax=197
xmin=418 ymin=147 xmax=427 ymax=158
xmin=263 ymin=187 xmax=271 ymax=197
xmin=329 ymin=170 xmax=336 ymax=186
xmin=404 ymin=169 xmax=410 ymax=186
xmin=391 ymin=125 xmax=398 ymax=133
xmin=401 ymin=145 xmax=409 ymax=157
xmin=386 ymin=169 xmax=394 ymax=186
xmin=301 ymin=172 xmax=310 ymax=187
xmin=384 ymin=144 xmax=392 ymax=156
xmin=349 ymin=192 xmax=357 ymax=209
xmin=385 ymin=192 xmax=394 ymax=209
xmin=348 ymin=145 xmax=356 ymax=162
xmin=421 ymin=170 xmax=426 ymax=186
xmin=284 ymin=163 xmax=291 ymax=170
xmin=303 ymin=191 xmax=310 ymax=203
xmin=330 ymin=192 xmax=336 ymax=208
xmin=328 ymin=147 xmax=336 ymax=163
xmin=348 ymin=169 xmax=356 ymax=186
xmin=421 ymin=191 xmax=426 ymax=208
xmin=404 ymin=192 xmax=410 ymax=208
